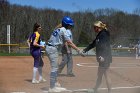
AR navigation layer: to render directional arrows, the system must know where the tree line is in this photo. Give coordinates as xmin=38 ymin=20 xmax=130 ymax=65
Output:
xmin=1 ymin=0 xmax=140 ymax=47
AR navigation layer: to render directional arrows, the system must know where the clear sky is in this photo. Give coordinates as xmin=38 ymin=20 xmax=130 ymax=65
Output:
xmin=8 ymin=0 xmax=140 ymax=13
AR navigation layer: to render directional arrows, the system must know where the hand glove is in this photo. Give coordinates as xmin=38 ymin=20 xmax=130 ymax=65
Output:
xmin=81 ymin=51 xmax=86 ymax=57
xmin=78 ymin=50 xmax=85 ymax=57
xmin=99 ymin=56 xmax=104 ymax=62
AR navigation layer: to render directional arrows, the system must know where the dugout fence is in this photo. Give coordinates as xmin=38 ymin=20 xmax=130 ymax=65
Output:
xmin=0 ymin=44 xmax=137 ymax=57
xmin=0 ymin=44 xmax=19 ymax=53
xmin=72 ymin=47 xmax=136 ymax=57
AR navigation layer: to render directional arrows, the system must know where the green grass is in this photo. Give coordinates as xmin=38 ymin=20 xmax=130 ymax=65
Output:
xmin=0 ymin=53 xmax=31 ymax=56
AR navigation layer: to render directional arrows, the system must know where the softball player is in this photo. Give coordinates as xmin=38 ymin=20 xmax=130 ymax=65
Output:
xmin=46 ymin=16 xmax=81 ymax=92
xmin=83 ymin=21 xmax=112 ymax=93
xmin=27 ymin=23 xmax=46 ymax=84
xmin=58 ymin=28 xmax=75 ymax=77
xmin=135 ymin=41 xmax=140 ymax=59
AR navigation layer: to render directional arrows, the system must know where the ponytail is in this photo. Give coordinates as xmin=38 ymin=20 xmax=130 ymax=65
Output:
xmin=101 ymin=22 xmax=107 ymax=30
xmin=55 ymin=23 xmax=62 ymax=30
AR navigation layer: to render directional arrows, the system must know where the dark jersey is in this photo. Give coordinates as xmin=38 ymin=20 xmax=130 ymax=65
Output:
xmin=29 ymin=32 xmax=41 ymax=51
xmin=84 ymin=29 xmax=112 ymax=63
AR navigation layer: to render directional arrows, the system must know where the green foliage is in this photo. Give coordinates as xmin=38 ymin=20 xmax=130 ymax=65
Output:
xmin=0 ymin=53 xmax=30 ymax=56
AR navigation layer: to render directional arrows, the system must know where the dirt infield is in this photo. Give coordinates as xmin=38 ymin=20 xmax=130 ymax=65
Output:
xmin=0 ymin=56 xmax=140 ymax=93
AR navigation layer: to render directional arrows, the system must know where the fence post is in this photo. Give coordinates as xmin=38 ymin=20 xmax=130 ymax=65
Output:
xmin=7 ymin=25 xmax=10 ymax=53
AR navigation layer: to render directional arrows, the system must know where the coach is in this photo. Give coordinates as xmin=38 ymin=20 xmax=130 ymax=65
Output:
xmin=83 ymin=21 xmax=112 ymax=93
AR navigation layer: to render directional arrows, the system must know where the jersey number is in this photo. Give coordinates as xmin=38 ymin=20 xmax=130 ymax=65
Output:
xmin=52 ymin=29 xmax=59 ymax=37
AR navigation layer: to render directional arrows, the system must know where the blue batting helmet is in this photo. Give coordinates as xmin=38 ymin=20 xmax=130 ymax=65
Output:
xmin=62 ymin=16 xmax=74 ymax=27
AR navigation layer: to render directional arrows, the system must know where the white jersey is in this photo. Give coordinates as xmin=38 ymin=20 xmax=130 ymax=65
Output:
xmin=66 ymin=29 xmax=73 ymax=41
xmin=61 ymin=29 xmax=73 ymax=54
xmin=48 ymin=27 xmax=68 ymax=46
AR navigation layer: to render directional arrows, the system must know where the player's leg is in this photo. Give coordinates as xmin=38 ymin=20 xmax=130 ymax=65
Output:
xmin=32 ymin=67 xmax=38 ymax=83
xmin=138 ymin=49 xmax=140 ymax=59
xmin=58 ymin=53 xmax=68 ymax=73
xmin=94 ymin=67 xmax=104 ymax=93
xmin=46 ymin=46 xmax=67 ymax=92
xmin=50 ymin=53 xmax=59 ymax=88
xmin=31 ymin=50 xmax=40 ymax=84
xmin=136 ymin=48 xmax=138 ymax=59
xmin=104 ymin=66 xmax=111 ymax=93
xmin=38 ymin=52 xmax=43 ymax=81
xmin=67 ymin=53 xmax=75 ymax=76
xmin=38 ymin=54 xmax=46 ymax=83
xmin=46 ymin=46 xmax=58 ymax=88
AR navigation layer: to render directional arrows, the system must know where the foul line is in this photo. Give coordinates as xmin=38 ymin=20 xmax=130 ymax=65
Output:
xmin=12 ymin=86 xmax=140 ymax=93
xmin=73 ymin=86 xmax=140 ymax=92
xmin=11 ymin=92 xmax=26 ymax=93
xmin=76 ymin=63 xmax=140 ymax=68
xmin=43 ymin=86 xmax=140 ymax=92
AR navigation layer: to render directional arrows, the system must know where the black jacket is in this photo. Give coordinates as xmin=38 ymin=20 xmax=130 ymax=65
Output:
xmin=84 ymin=29 xmax=112 ymax=63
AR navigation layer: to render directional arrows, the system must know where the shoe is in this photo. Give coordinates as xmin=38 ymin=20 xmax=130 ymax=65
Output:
xmin=67 ymin=73 xmax=75 ymax=77
xmin=32 ymin=80 xmax=39 ymax=84
xmin=55 ymin=87 xmax=67 ymax=91
xmin=39 ymin=78 xmax=47 ymax=83
xmin=48 ymin=87 xmax=61 ymax=92
xmin=55 ymin=82 xmax=61 ymax=87
xmin=48 ymin=87 xmax=67 ymax=92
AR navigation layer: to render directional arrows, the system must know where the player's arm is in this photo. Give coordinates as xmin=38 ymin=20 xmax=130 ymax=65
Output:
xmin=66 ymin=40 xmax=80 ymax=52
xmin=33 ymin=34 xmax=44 ymax=48
xmin=62 ymin=28 xmax=80 ymax=52
xmin=83 ymin=39 xmax=96 ymax=53
xmin=33 ymin=41 xmax=40 ymax=47
xmin=65 ymin=42 xmax=70 ymax=53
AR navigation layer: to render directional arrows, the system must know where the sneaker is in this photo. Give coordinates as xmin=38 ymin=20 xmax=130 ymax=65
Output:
xmin=48 ymin=87 xmax=67 ymax=92
xmin=48 ymin=87 xmax=61 ymax=92
xmin=39 ymin=78 xmax=47 ymax=83
xmin=67 ymin=73 xmax=75 ymax=77
xmin=55 ymin=82 xmax=61 ymax=87
xmin=55 ymin=87 xmax=67 ymax=91
xmin=32 ymin=80 xmax=39 ymax=84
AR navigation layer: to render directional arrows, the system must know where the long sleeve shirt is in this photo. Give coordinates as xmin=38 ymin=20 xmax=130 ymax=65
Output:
xmin=84 ymin=29 xmax=112 ymax=63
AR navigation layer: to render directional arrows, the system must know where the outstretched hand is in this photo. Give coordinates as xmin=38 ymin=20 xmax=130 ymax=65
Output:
xmin=40 ymin=45 xmax=45 ymax=49
xmin=78 ymin=49 xmax=86 ymax=57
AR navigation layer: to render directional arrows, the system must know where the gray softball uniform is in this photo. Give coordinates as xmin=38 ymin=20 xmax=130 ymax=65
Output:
xmin=59 ymin=29 xmax=74 ymax=74
xmin=46 ymin=27 xmax=69 ymax=88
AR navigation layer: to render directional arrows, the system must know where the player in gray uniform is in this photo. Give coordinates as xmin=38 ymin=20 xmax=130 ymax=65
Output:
xmin=58 ymin=29 xmax=75 ymax=77
xmin=136 ymin=41 xmax=140 ymax=59
xmin=46 ymin=16 xmax=81 ymax=92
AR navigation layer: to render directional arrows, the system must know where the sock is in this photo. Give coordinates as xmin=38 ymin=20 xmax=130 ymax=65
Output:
xmin=38 ymin=67 xmax=43 ymax=81
xmin=50 ymin=71 xmax=57 ymax=88
xmin=32 ymin=67 xmax=38 ymax=81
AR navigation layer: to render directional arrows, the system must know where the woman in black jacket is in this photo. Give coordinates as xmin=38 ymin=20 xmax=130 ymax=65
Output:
xmin=83 ymin=21 xmax=112 ymax=93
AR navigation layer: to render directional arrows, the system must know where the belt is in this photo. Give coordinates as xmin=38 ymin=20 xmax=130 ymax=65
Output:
xmin=47 ymin=44 xmax=58 ymax=47
xmin=47 ymin=44 xmax=53 ymax=46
